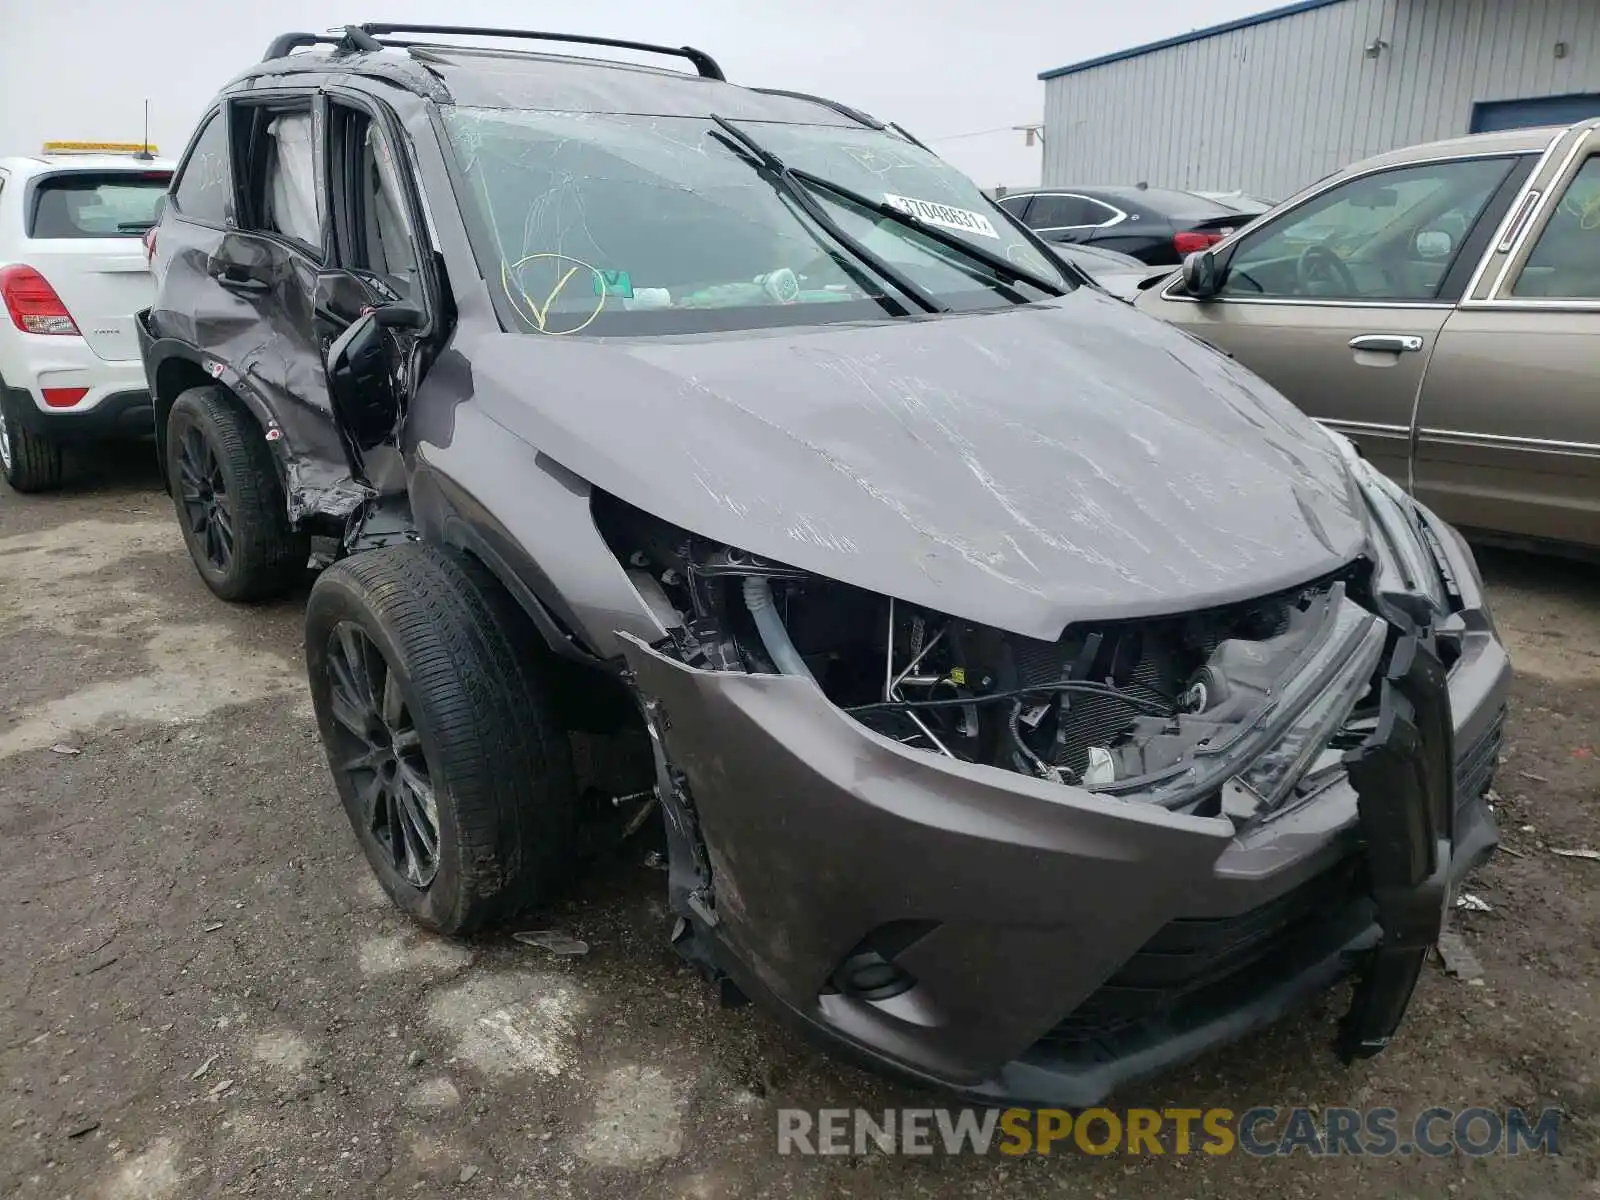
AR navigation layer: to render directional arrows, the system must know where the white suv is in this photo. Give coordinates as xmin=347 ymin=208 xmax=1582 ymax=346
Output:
xmin=0 ymin=146 xmax=174 ymax=491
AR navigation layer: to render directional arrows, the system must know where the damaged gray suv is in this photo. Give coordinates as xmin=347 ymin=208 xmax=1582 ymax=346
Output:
xmin=138 ymin=24 xmax=1510 ymax=1105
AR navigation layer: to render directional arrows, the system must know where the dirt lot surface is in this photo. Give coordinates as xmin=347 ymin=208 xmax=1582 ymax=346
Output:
xmin=2 ymin=450 xmax=1598 ymax=1199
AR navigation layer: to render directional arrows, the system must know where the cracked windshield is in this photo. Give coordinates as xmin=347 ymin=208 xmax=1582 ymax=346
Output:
xmin=443 ymin=108 xmax=1067 ymax=335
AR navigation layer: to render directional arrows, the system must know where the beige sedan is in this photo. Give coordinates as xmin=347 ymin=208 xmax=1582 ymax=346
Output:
xmin=1138 ymin=118 xmax=1600 ymax=554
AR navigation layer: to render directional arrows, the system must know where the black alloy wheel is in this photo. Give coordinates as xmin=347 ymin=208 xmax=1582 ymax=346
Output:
xmin=176 ymin=424 xmax=235 ymax=575
xmin=324 ymin=620 xmax=440 ymax=888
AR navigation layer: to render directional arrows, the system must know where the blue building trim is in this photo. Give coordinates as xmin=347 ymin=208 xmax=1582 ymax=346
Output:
xmin=1037 ymin=0 xmax=1350 ymax=80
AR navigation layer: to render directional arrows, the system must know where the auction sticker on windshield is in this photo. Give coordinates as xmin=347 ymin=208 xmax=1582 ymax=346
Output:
xmin=884 ymin=194 xmax=1000 ymax=239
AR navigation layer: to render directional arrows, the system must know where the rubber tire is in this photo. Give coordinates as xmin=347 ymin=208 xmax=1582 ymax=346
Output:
xmin=0 ymin=387 xmax=64 ymax=493
xmin=165 ymin=385 xmax=308 ymax=602
xmin=305 ymin=543 xmax=578 ymax=935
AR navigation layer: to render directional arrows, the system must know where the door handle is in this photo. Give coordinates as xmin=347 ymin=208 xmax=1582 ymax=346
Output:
xmin=215 ymin=272 xmax=269 ymax=296
xmin=206 ymin=256 xmax=270 ymax=295
xmin=1349 ymin=334 xmax=1424 ymax=354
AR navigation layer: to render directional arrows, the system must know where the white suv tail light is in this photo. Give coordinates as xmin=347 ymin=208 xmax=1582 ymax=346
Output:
xmin=0 ymin=264 xmax=80 ymax=335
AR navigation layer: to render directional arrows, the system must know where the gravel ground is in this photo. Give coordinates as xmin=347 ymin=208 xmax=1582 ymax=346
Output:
xmin=2 ymin=448 xmax=1597 ymax=1199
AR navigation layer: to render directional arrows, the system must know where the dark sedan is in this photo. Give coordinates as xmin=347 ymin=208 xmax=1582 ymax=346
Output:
xmin=999 ymin=186 xmax=1260 ymax=266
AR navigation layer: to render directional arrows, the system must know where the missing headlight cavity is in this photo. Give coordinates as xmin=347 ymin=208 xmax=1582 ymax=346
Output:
xmin=594 ymin=493 xmax=1387 ymax=820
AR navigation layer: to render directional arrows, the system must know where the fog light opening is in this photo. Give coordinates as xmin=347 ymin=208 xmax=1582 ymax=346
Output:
xmin=834 ymin=950 xmax=917 ymax=1002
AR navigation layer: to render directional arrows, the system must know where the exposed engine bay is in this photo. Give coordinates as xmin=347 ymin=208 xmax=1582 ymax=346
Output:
xmin=596 ymin=493 xmax=1391 ymax=822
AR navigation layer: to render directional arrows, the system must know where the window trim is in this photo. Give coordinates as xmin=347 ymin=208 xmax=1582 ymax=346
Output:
xmin=167 ymin=106 xmax=232 ymax=230
xmin=995 ymin=194 xmax=1032 ymax=221
xmin=1159 ymin=148 xmax=1541 ymax=310
xmin=1470 ymin=136 xmax=1600 ymax=311
xmin=228 ymin=91 xmax=324 ymax=262
xmin=323 ymin=85 xmax=440 ymax=332
xmin=1024 ymin=190 xmax=1129 ymax=233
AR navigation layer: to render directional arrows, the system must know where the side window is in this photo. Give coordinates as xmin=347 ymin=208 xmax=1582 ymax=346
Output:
xmin=328 ymin=104 xmax=422 ymax=300
xmin=1511 ymin=156 xmax=1600 ymax=299
xmin=171 ymin=112 xmax=230 ymax=224
xmin=1027 ymin=194 xmax=1096 ymax=229
xmin=1218 ymin=157 xmax=1514 ymax=301
xmin=996 ymin=194 xmax=1032 ymax=220
xmin=1080 ymin=199 xmax=1121 ymax=227
xmin=232 ymin=101 xmax=320 ymax=252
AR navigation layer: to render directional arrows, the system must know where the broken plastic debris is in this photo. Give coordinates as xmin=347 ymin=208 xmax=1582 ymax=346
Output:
xmin=202 ymin=921 xmax=225 ymax=933
xmin=1435 ymin=931 xmax=1484 ymax=982
xmin=49 ymin=744 xmax=80 ymax=756
xmin=189 ymin=1054 xmax=218 ymax=1081
xmin=512 ymin=930 xmax=590 ymax=956
xmin=1551 ymin=847 xmax=1600 ymax=861
xmin=1455 ymin=892 xmax=1492 ymax=913
xmin=207 ymin=1077 xmax=234 ymax=1097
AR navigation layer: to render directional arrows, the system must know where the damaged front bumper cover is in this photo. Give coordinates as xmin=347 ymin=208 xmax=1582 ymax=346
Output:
xmin=617 ymin=596 xmax=1505 ymax=1106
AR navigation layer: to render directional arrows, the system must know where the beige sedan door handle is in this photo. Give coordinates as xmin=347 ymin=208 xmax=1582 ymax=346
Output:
xmin=1349 ymin=334 xmax=1424 ymax=354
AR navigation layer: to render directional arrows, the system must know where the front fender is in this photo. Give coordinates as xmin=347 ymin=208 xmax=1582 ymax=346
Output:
xmin=409 ymin=403 xmax=667 ymax=662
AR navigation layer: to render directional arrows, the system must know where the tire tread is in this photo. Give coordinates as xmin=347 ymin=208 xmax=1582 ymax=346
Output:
xmin=167 ymin=386 xmax=307 ymax=601
xmin=1 ymin=393 xmax=64 ymax=493
xmin=309 ymin=543 xmax=576 ymax=933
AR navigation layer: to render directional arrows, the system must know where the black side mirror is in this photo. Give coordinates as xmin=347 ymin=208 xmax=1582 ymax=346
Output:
xmin=1181 ymin=249 xmax=1223 ymax=299
xmin=312 ymin=268 xmax=427 ymax=340
xmin=325 ymin=311 xmax=405 ymax=456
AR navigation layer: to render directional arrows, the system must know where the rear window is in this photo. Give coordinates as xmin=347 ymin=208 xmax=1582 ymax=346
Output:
xmin=1133 ymin=188 xmax=1242 ymax=222
xmin=28 ymin=172 xmax=172 ymax=239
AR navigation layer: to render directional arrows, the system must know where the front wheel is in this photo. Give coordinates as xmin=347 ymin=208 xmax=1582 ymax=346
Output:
xmin=305 ymin=544 xmax=577 ymax=934
xmin=165 ymin=386 xmax=308 ymax=601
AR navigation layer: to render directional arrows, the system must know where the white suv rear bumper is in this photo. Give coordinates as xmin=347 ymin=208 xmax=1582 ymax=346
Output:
xmin=0 ymin=329 xmax=149 ymax=413
xmin=0 ymin=331 xmax=153 ymax=439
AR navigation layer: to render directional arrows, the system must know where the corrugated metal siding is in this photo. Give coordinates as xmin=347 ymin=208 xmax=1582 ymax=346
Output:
xmin=1041 ymin=0 xmax=1600 ymax=199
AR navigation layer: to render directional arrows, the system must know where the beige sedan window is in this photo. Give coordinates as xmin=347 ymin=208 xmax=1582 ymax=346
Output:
xmin=1511 ymin=157 xmax=1600 ymax=298
xmin=1218 ymin=158 xmax=1512 ymax=301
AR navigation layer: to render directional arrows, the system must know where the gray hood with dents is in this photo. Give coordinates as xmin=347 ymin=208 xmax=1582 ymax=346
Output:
xmin=463 ymin=288 xmax=1367 ymax=642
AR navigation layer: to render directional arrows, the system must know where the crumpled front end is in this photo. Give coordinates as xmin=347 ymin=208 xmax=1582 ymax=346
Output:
xmin=600 ymin=449 xmax=1506 ymax=1104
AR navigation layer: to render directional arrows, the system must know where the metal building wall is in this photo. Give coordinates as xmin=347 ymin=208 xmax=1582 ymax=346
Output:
xmin=1040 ymin=0 xmax=1600 ymax=199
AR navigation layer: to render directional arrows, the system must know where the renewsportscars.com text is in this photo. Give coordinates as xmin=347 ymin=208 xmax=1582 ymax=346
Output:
xmin=776 ymin=1106 xmax=1562 ymax=1157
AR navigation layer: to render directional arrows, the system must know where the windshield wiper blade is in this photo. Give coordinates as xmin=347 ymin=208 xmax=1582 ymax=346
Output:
xmin=709 ymin=115 xmax=947 ymax=315
xmin=784 ymin=166 xmax=1067 ymax=298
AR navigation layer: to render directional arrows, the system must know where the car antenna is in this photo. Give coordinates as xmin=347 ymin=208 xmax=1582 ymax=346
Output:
xmin=135 ymin=99 xmax=155 ymax=162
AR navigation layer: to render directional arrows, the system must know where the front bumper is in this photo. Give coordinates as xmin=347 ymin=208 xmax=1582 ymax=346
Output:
xmin=618 ymin=531 xmax=1507 ymax=1106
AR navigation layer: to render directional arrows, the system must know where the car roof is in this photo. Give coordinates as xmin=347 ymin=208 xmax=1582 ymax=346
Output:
xmin=234 ymin=42 xmax=873 ymax=127
xmin=1004 ymin=185 xmax=1238 ymax=215
xmin=1075 ymin=185 xmax=1235 ymax=208
xmin=0 ymin=155 xmax=175 ymax=176
xmin=1341 ymin=121 xmax=1599 ymax=175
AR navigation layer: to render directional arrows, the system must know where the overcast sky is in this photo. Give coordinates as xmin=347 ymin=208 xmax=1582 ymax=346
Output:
xmin=0 ymin=0 xmax=1269 ymax=186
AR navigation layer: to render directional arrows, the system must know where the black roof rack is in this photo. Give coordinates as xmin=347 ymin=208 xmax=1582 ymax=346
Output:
xmin=355 ymin=23 xmax=726 ymax=80
xmin=262 ymin=25 xmax=382 ymax=61
xmin=747 ymin=88 xmax=883 ymax=130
